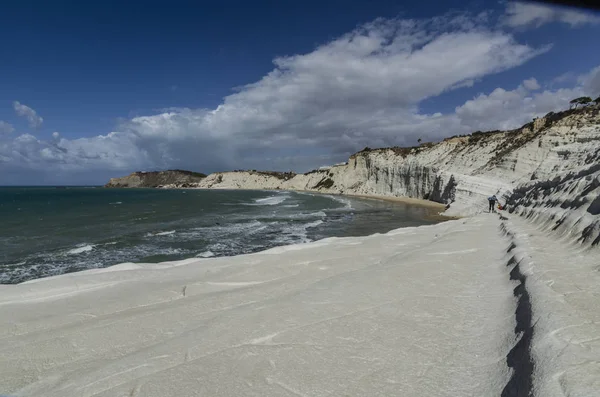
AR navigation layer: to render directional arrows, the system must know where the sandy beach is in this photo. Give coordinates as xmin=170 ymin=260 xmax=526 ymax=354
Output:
xmin=346 ymin=193 xmax=447 ymax=209
xmin=344 ymin=193 xmax=457 ymax=221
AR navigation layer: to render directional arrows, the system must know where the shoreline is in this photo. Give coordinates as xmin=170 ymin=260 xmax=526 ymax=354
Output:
xmin=0 ymin=215 xmax=517 ymax=396
xmin=184 ymin=186 xmax=457 ymax=220
xmin=2 ymin=200 xmax=598 ymax=395
xmin=1 ymin=188 xmax=448 ymax=285
xmin=168 ymin=185 xmax=457 ymax=221
xmin=342 ymin=193 xmax=459 ymax=221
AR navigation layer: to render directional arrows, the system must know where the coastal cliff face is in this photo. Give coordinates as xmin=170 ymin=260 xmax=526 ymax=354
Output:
xmin=105 ymin=170 xmax=207 ymax=188
xmin=198 ymin=106 xmax=600 ymax=245
xmin=108 ymin=106 xmax=600 ymax=246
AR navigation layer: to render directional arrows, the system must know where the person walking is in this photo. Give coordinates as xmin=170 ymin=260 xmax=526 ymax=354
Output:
xmin=488 ymin=195 xmax=497 ymax=213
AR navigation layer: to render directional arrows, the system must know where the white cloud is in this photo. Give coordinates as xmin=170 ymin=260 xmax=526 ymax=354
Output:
xmin=0 ymin=121 xmax=14 ymax=135
xmin=117 ymin=15 xmax=547 ymax=157
xmin=0 ymin=11 xmax=587 ymax=183
xmin=13 ymin=101 xmax=44 ymax=129
xmin=52 ymin=131 xmax=60 ymax=139
xmin=578 ymin=65 xmax=600 ymax=96
xmin=503 ymin=1 xmax=600 ymax=28
xmin=454 ymin=85 xmax=584 ymax=131
xmin=450 ymin=64 xmax=600 ymax=133
xmin=523 ymin=77 xmax=541 ymax=90
xmin=1 ymin=131 xmax=151 ymax=172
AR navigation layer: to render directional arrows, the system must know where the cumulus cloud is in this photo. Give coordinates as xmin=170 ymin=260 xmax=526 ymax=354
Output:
xmin=578 ymin=65 xmax=600 ymax=95
xmin=452 ymin=64 xmax=600 ymax=133
xmin=111 ymin=14 xmax=548 ymax=167
xmin=503 ymin=1 xmax=600 ymax=28
xmin=454 ymin=85 xmax=584 ymax=131
xmin=0 ymin=121 xmax=14 ymax=135
xmin=523 ymin=77 xmax=541 ymax=90
xmin=13 ymin=101 xmax=44 ymax=128
xmin=1 ymin=131 xmax=150 ymax=172
xmin=1 ymin=11 xmax=593 ymax=184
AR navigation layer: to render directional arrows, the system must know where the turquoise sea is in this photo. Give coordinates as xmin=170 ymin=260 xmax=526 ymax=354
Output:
xmin=0 ymin=187 xmax=441 ymax=284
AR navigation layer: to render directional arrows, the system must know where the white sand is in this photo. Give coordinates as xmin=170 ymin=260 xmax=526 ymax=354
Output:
xmin=1 ymin=216 xmax=519 ymax=397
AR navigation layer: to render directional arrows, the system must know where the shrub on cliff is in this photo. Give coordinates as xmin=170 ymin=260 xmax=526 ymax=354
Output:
xmin=314 ymin=177 xmax=334 ymax=189
xmin=570 ymin=96 xmax=593 ymax=108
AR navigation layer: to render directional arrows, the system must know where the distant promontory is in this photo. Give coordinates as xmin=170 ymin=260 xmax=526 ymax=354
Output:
xmin=104 ymin=170 xmax=207 ymax=188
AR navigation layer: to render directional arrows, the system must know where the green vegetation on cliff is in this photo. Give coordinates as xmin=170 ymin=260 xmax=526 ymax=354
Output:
xmin=105 ymin=170 xmax=207 ymax=188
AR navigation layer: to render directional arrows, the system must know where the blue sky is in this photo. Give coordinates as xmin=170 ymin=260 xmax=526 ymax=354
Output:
xmin=1 ymin=1 xmax=600 ymax=184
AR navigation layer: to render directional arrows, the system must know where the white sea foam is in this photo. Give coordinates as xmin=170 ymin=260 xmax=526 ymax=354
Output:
xmin=146 ymin=230 xmax=176 ymax=237
xmin=251 ymin=195 xmax=288 ymax=206
xmin=4 ymin=261 xmax=26 ymax=267
xmin=67 ymin=244 xmax=95 ymax=255
xmin=305 ymin=220 xmax=324 ymax=229
xmin=109 ymin=201 xmax=122 ymax=205
xmin=196 ymin=251 xmax=215 ymax=258
xmin=288 ymin=211 xmax=326 ymax=219
xmin=177 ymin=220 xmax=268 ymax=242
xmin=270 ymin=219 xmax=324 ymax=246
xmin=156 ymin=248 xmax=187 ymax=255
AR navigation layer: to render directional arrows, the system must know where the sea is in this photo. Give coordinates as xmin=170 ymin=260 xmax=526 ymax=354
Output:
xmin=0 ymin=187 xmax=442 ymax=284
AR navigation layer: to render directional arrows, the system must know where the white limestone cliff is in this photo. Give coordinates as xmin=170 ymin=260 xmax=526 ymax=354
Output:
xmin=184 ymin=106 xmax=600 ymax=246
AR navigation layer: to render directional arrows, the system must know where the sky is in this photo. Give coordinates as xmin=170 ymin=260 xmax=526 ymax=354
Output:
xmin=1 ymin=0 xmax=600 ymax=185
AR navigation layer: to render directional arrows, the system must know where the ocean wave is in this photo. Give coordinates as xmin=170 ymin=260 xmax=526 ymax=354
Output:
xmin=248 ymin=195 xmax=288 ymax=206
xmin=269 ymin=218 xmax=324 ymax=246
xmin=151 ymin=247 xmax=188 ymax=255
xmin=306 ymin=220 xmax=324 ymax=229
xmin=145 ymin=230 xmax=176 ymax=237
xmin=294 ymin=191 xmax=315 ymax=197
xmin=248 ymin=211 xmax=326 ymax=223
xmin=109 ymin=201 xmax=122 ymax=205
xmin=327 ymin=195 xmax=353 ymax=210
xmin=179 ymin=221 xmax=267 ymax=240
xmin=1 ymin=261 xmax=27 ymax=268
xmin=1 ymin=243 xmax=198 ymax=284
xmin=67 ymin=244 xmax=96 ymax=255
xmin=288 ymin=211 xmax=327 ymax=219
xmin=2 ymin=218 xmax=323 ymax=284
xmin=3 ymin=191 xmax=348 ymax=284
